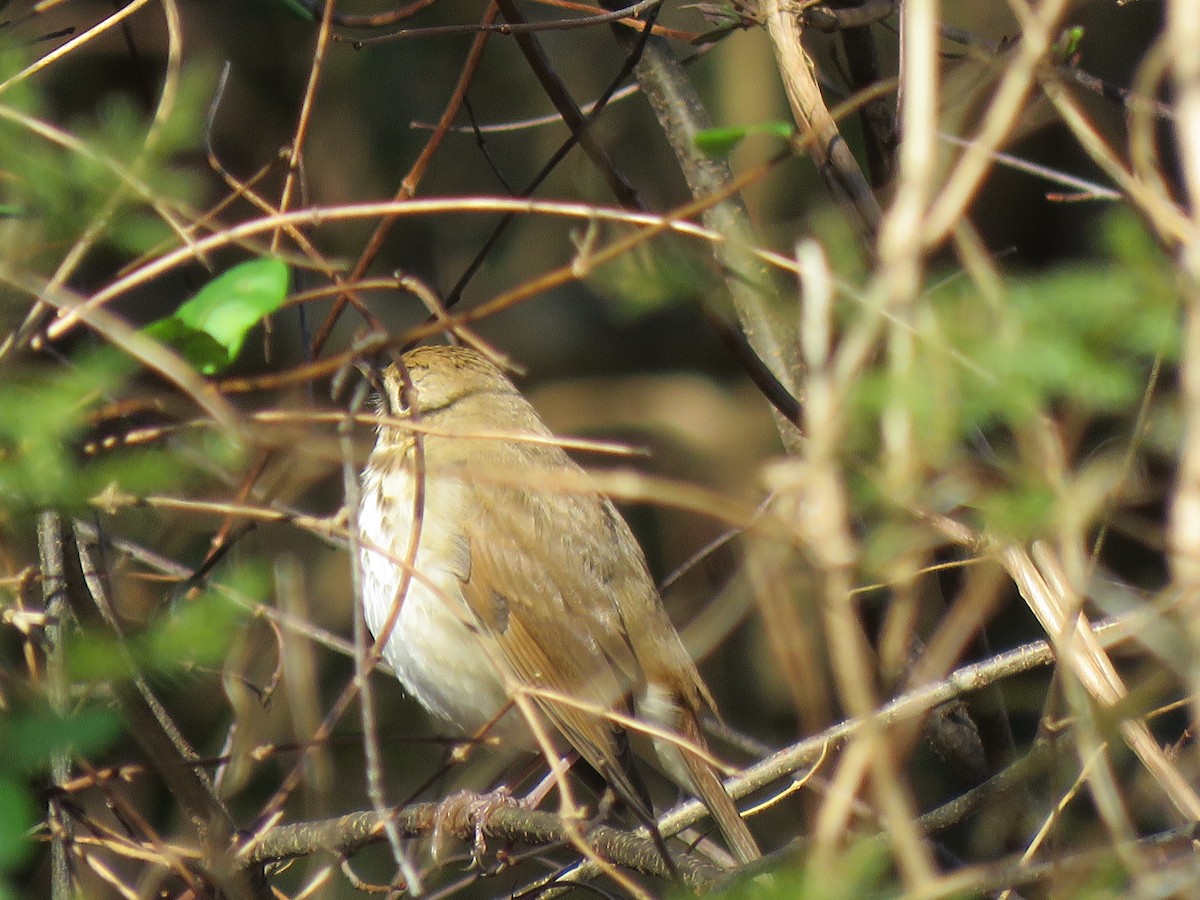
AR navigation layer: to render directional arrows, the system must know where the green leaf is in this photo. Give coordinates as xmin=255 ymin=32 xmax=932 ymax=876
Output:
xmin=718 ymin=836 xmax=892 ymax=898
xmin=68 ymin=596 xmax=246 ymax=682
xmin=588 ymin=237 xmax=711 ymax=318
xmin=66 ymin=632 xmax=137 ymax=683
xmin=0 ymin=776 xmax=37 ymax=871
xmin=1052 ymin=25 xmax=1085 ymax=61
xmin=142 ymin=316 xmax=234 ymax=377
xmin=693 ymin=122 xmax=792 ymax=158
xmin=2 ymin=707 xmax=123 ymax=774
xmin=144 ymin=588 xmax=247 ymax=670
xmin=68 ymin=566 xmax=260 ymax=683
xmin=269 ymin=0 xmax=319 ymax=20
xmin=144 ymin=258 xmax=290 ymax=374
xmin=976 ymin=479 xmax=1057 ymax=540
xmin=0 ymin=346 xmax=184 ymax=512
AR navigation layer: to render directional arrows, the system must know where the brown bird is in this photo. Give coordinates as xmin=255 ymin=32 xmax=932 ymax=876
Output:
xmin=358 ymin=344 xmax=760 ymax=865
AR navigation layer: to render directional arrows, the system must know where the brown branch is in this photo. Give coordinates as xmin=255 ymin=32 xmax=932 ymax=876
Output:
xmin=827 ymin=0 xmax=897 ymax=187
xmin=243 ymin=800 xmax=723 ymax=890
xmin=493 ymin=0 xmax=643 ymax=210
xmin=601 ymin=21 xmax=804 ymax=446
xmin=38 ymin=512 xmax=72 ymax=900
xmin=761 ymin=0 xmax=882 ymax=240
xmin=241 ymin=609 xmax=1148 ymax=888
xmin=347 ymin=0 xmax=667 ymax=44
xmin=71 ymin=530 xmax=265 ymax=899
xmin=687 ymin=610 xmax=1144 ymax=823
xmin=803 ymin=0 xmax=895 ymax=32
xmin=311 ymin=2 xmax=500 ymax=356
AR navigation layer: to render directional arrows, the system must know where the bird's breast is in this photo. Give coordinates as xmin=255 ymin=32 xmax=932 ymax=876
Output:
xmin=358 ymin=461 xmax=525 ymax=743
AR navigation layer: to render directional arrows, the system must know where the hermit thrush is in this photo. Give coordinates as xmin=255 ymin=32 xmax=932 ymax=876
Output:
xmin=357 ymin=344 xmax=760 ymax=865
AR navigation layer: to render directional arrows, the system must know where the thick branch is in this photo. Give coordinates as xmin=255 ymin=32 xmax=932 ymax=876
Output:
xmin=245 ymin=800 xmax=723 ymax=890
xmin=603 ymin=25 xmax=805 ymax=448
xmin=761 ymin=0 xmax=882 ymax=238
xmin=245 ymin=611 xmax=1145 ymax=885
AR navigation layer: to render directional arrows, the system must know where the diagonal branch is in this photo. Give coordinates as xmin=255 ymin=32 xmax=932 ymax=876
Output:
xmin=494 ymin=0 xmax=644 ymax=209
xmin=760 ymin=0 xmax=882 ymax=238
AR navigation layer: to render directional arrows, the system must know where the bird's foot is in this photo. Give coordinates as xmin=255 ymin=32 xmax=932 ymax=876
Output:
xmin=431 ymin=787 xmax=526 ymax=869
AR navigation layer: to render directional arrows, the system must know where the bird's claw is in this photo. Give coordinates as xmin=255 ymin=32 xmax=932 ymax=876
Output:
xmin=431 ymin=787 xmax=525 ymax=869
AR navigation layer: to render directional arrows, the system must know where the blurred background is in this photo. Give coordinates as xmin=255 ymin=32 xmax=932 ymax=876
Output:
xmin=0 ymin=0 xmax=1181 ymax=896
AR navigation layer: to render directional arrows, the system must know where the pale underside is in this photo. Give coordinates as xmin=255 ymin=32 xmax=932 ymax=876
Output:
xmin=358 ymin=405 xmax=712 ymax=805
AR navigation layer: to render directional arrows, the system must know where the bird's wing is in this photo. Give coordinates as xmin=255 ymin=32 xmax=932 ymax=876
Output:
xmin=453 ymin=459 xmax=653 ymax=812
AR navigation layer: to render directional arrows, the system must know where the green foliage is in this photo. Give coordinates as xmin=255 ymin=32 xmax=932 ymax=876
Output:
xmin=67 ymin=567 xmax=260 ymax=683
xmin=0 ymin=702 xmax=122 ymax=874
xmin=0 ymin=55 xmax=209 ymax=271
xmin=0 ymin=49 xmax=259 ymax=511
xmin=587 ymin=237 xmax=712 ymax=318
xmin=1 ymin=706 xmax=123 ymax=776
xmin=144 ymin=258 xmax=291 ymax=375
xmin=0 ymin=775 xmax=37 ymax=872
xmin=850 ymin=212 xmax=1178 ymax=540
xmin=262 ymin=0 xmax=319 ymax=20
xmin=0 ymin=48 xmax=47 ymax=269
xmin=694 ymin=121 xmax=793 ymax=159
xmin=143 ymin=575 xmax=256 ymax=671
xmin=0 ymin=351 xmax=173 ymax=512
xmin=716 ymin=838 xmax=894 ymax=899
xmin=1052 ymin=26 xmax=1086 ymax=62
xmin=0 ymin=51 xmax=275 ymax=894
xmin=0 ymin=572 xmax=253 ymax=881
xmin=974 ymin=476 xmax=1059 ymax=540
xmin=0 ymin=567 xmax=253 ymax=890
xmin=950 ymin=269 xmax=1177 ymax=429
xmin=0 ymin=257 xmax=287 ymax=514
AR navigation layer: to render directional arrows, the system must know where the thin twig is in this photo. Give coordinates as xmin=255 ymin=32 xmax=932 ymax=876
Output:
xmin=38 ymin=512 xmax=71 ymax=900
